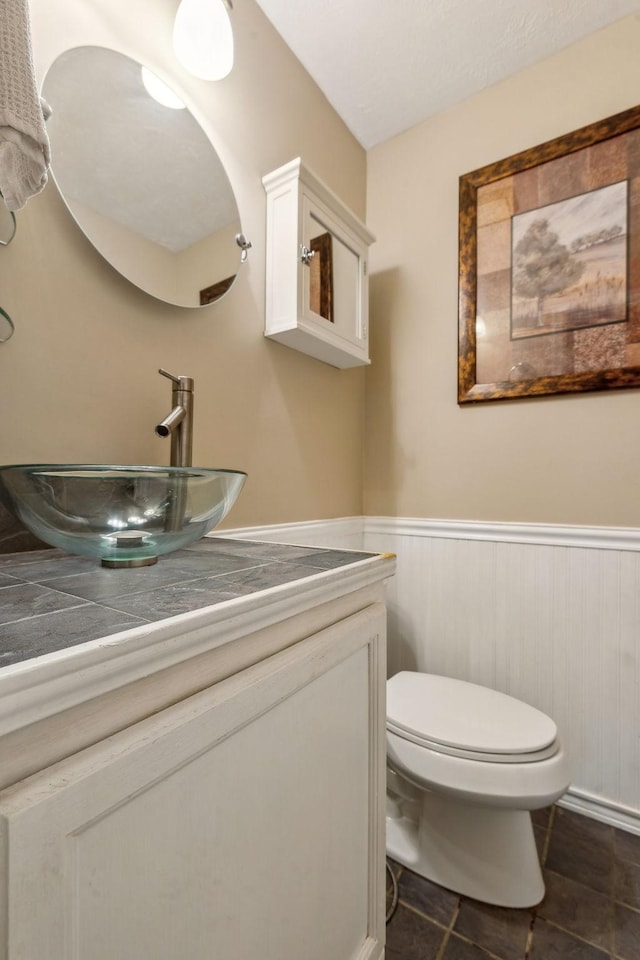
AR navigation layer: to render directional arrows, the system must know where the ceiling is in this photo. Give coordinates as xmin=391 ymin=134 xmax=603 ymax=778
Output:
xmin=254 ymin=0 xmax=640 ymax=149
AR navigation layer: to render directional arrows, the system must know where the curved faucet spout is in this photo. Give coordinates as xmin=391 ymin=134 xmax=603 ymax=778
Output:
xmin=155 ymin=405 xmax=186 ymax=438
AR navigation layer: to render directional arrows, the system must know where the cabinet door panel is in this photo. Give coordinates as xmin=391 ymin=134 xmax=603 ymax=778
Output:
xmin=0 ymin=604 xmax=386 ymax=960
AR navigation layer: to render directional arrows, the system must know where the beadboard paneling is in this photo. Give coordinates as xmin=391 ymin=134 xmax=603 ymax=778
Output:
xmin=224 ymin=515 xmax=640 ymax=830
xmin=363 ymin=519 xmax=640 ymax=831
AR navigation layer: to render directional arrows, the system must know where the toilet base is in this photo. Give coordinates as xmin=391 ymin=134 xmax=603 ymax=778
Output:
xmin=386 ymin=789 xmax=545 ymax=908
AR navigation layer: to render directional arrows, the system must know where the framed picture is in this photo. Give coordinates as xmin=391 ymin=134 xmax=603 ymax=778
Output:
xmin=199 ymin=275 xmax=235 ymax=305
xmin=458 ymin=104 xmax=640 ymax=403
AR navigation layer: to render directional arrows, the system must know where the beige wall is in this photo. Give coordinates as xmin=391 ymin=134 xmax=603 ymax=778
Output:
xmin=365 ymin=16 xmax=640 ymax=527
xmin=64 ymin=205 xmax=240 ymax=307
xmin=66 ymin=198 xmax=180 ymax=304
xmin=6 ymin=5 xmax=638 ymax=534
xmin=178 ymin=222 xmax=242 ymax=304
xmin=0 ymin=0 xmax=366 ymax=529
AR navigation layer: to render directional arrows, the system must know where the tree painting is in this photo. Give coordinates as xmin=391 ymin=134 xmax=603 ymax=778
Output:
xmin=513 ymin=219 xmax=584 ymax=326
xmin=510 ymin=181 xmax=628 ymax=337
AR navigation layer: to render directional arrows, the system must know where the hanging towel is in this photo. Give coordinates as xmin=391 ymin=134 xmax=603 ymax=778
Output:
xmin=0 ymin=0 xmax=50 ymax=211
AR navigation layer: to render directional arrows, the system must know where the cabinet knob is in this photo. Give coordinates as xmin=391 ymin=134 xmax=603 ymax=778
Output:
xmin=300 ymin=244 xmax=316 ymax=265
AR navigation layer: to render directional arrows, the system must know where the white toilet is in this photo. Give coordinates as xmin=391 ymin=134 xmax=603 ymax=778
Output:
xmin=386 ymin=671 xmax=571 ymax=908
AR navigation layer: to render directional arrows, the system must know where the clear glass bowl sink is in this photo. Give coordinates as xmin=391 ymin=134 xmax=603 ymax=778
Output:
xmin=0 ymin=465 xmax=247 ymax=567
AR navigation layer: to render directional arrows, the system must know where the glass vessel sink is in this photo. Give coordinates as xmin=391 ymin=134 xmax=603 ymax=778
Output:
xmin=0 ymin=465 xmax=247 ymax=567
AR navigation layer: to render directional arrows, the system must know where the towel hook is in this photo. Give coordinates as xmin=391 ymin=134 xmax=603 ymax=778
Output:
xmin=235 ymin=232 xmax=252 ymax=263
xmin=0 ymin=194 xmax=16 ymax=247
xmin=0 ymin=191 xmax=17 ymax=341
xmin=0 ymin=306 xmax=14 ymax=342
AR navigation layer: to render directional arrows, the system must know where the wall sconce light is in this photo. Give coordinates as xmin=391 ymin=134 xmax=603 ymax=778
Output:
xmin=141 ymin=67 xmax=187 ymax=109
xmin=173 ymin=0 xmax=234 ymax=81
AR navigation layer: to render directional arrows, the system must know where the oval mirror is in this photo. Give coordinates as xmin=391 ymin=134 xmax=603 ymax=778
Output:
xmin=42 ymin=46 xmax=242 ymax=308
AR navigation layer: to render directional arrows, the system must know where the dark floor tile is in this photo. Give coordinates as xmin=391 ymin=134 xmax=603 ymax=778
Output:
xmin=546 ymin=812 xmax=614 ymax=895
xmin=615 ymin=858 xmax=640 ymax=910
xmin=534 ymin=824 xmax=547 ymax=862
xmin=529 ymin=919 xmax=610 ymax=959
xmin=615 ymin=828 xmax=640 ymax=866
xmin=385 ymin=903 xmax=446 ymax=960
xmin=614 ymin=902 xmax=640 ymax=960
xmin=398 ymin=866 xmax=459 ymax=926
xmin=453 ymin=898 xmax=530 ymax=960
xmin=385 ymin=809 xmax=628 ymax=960
xmin=441 ymin=933 xmax=499 ymax=960
xmin=538 ymin=870 xmax=612 ymax=950
xmin=553 ymin=809 xmax=613 ymax=846
xmin=531 ymin=807 xmax=553 ymax=828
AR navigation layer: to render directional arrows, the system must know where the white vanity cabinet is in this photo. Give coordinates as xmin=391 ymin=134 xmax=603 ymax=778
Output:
xmin=263 ymin=158 xmax=375 ymax=368
xmin=0 ymin=559 xmax=392 ymax=960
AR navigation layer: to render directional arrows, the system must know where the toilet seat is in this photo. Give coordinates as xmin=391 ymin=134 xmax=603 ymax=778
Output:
xmin=387 ymin=672 xmax=559 ymax=764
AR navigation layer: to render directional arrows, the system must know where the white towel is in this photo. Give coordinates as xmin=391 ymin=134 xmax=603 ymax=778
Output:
xmin=0 ymin=0 xmax=50 ymax=211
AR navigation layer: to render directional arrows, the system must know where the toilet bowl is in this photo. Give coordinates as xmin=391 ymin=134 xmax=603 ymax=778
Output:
xmin=386 ymin=671 xmax=571 ymax=908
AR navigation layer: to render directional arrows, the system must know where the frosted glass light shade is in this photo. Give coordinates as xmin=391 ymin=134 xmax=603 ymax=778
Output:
xmin=141 ymin=67 xmax=186 ymax=109
xmin=173 ymin=0 xmax=234 ymax=81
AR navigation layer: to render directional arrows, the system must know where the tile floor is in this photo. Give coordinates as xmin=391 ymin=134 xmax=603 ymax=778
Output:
xmin=385 ymin=806 xmax=640 ymax=959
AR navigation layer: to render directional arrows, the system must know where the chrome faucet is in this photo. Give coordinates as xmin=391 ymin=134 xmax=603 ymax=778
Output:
xmin=155 ymin=369 xmax=194 ymax=467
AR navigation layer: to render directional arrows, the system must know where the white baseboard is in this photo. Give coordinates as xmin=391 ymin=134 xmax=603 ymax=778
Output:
xmin=560 ymin=788 xmax=640 ymax=835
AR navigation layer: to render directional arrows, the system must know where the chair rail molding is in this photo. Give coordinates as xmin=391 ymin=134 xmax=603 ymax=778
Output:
xmin=364 ymin=516 xmax=640 ymax=552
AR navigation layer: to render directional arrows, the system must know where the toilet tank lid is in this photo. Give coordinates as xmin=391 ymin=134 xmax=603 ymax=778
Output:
xmin=387 ymin=672 xmax=557 ymax=755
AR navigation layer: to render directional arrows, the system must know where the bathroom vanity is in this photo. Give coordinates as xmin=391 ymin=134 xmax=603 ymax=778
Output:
xmin=0 ymin=538 xmax=394 ymax=960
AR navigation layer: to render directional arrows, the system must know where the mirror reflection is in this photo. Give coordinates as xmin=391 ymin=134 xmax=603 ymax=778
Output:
xmin=309 ymin=232 xmax=333 ymax=322
xmin=42 ymin=46 xmax=242 ymax=308
xmin=307 ymin=211 xmax=360 ymax=337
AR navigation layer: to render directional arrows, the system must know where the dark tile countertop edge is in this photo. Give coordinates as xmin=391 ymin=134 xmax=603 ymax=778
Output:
xmin=0 ymin=537 xmax=388 ymax=670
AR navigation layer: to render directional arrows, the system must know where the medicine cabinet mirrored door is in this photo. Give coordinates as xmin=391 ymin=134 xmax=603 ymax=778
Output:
xmin=263 ymin=159 xmax=374 ymax=368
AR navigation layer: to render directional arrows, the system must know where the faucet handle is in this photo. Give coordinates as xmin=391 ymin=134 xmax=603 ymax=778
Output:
xmin=159 ymin=368 xmax=194 ymax=390
xmin=159 ymin=368 xmax=181 ymax=384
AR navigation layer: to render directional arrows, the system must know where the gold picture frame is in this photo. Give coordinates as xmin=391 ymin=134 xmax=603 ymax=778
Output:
xmin=458 ymin=104 xmax=640 ymax=403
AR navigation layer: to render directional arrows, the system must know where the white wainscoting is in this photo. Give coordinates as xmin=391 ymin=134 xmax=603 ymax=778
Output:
xmin=218 ymin=517 xmax=365 ymax=551
xmin=223 ymin=516 xmax=640 ymax=833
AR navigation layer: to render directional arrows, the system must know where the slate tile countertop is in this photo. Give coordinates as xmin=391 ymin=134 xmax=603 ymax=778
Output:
xmin=0 ymin=537 xmax=379 ymax=669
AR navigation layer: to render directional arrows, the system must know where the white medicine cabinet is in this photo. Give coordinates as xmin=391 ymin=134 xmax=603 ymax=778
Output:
xmin=262 ymin=158 xmax=375 ymax=369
